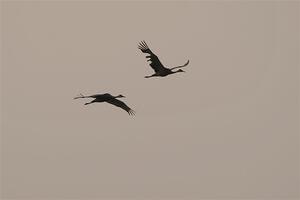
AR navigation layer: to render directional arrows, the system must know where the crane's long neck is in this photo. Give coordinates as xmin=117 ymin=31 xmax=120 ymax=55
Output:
xmin=171 ymin=69 xmax=182 ymax=74
xmin=115 ymin=95 xmax=125 ymax=99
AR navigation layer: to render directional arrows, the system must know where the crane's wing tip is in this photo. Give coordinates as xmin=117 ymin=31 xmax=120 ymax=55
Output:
xmin=138 ymin=41 xmax=149 ymax=51
xmin=128 ymin=110 xmax=136 ymax=116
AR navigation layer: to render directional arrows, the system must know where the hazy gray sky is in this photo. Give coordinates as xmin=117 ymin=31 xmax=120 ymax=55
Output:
xmin=1 ymin=1 xmax=299 ymax=199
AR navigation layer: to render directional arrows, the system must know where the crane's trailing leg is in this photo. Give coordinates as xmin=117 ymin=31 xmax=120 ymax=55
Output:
xmin=74 ymin=93 xmax=87 ymax=99
xmin=145 ymin=74 xmax=156 ymax=78
xmin=74 ymin=93 xmax=95 ymax=105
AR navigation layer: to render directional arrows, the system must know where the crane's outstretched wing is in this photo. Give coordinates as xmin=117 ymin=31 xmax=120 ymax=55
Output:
xmin=138 ymin=41 xmax=167 ymax=73
xmin=106 ymin=98 xmax=135 ymax=115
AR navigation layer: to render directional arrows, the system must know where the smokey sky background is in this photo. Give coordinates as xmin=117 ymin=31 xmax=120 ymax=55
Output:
xmin=1 ymin=1 xmax=299 ymax=199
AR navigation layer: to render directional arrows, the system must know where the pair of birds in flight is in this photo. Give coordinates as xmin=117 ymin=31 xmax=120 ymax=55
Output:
xmin=74 ymin=41 xmax=189 ymax=115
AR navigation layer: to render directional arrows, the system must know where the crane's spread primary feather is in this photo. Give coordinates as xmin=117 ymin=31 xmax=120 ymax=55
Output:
xmin=138 ymin=40 xmax=166 ymax=73
xmin=106 ymin=98 xmax=135 ymax=115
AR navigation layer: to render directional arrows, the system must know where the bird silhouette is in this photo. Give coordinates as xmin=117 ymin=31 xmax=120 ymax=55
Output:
xmin=138 ymin=41 xmax=189 ymax=78
xmin=74 ymin=93 xmax=135 ymax=115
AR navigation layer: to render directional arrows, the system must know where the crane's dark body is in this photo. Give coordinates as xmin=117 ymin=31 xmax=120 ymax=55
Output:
xmin=74 ymin=93 xmax=135 ymax=115
xmin=138 ymin=41 xmax=189 ymax=78
xmin=85 ymin=93 xmax=116 ymax=103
